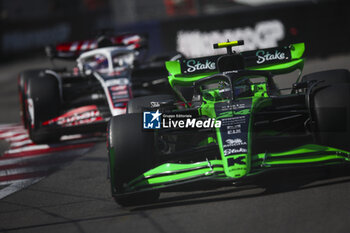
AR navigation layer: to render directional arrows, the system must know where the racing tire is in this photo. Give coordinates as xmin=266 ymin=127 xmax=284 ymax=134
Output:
xmin=107 ymin=113 xmax=159 ymax=206
xmin=127 ymin=94 xmax=175 ymax=113
xmin=26 ymin=74 xmax=61 ymax=143
xmin=18 ymin=69 xmax=44 ymax=129
xmin=302 ymin=69 xmax=350 ymax=86
xmin=312 ymin=83 xmax=350 ymax=150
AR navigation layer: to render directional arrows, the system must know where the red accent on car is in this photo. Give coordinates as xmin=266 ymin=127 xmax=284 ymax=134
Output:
xmin=55 ymin=34 xmax=142 ymax=54
xmin=56 ymin=43 xmax=74 ymax=52
xmin=42 ymin=105 xmax=104 ymax=127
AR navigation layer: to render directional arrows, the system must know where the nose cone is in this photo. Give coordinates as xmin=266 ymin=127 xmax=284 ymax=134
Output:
xmin=223 ymin=154 xmax=249 ymax=178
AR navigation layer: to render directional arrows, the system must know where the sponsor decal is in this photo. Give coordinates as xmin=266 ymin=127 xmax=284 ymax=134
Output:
xmin=177 ymin=20 xmax=285 ymax=57
xmin=227 ymin=125 xmax=240 ymax=129
xmin=223 ymin=138 xmax=247 ymax=148
xmin=224 ymin=148 xmax=247 ymax=156
xmin=243 ymin=46 xmax=291 ymax=66
xmin=56 ymin=110 xmax=100 ymax=126
xmin=114 ymin=102 xmax=127 ymax=108
xmin=256 ymin=49 xmax=286 ymax=64
xmin=110 ymin=85 xmax=127 ymax=91
xmin=105 ymin=78 xmax=129 ymax=86
xmin=43 ymin=105 xmax=103 ymax=127
xmin=150 ymin=102 xmax=160 ymax=108
xmin=227 ymin=125 xmax=242 ymax=135
xmin=113 ymin=91 xmax=128 ymax=96
xmin=227 ymin=156 xmax=246 ymax=166
xmin=180 ymin=55 xmax=220 ymax=75
xmin=184 ymin=58 xmax=216 ymax=73
xmin=186 ymin=59 xmax=215 ymax=72
xmin=215 ymin=99 xmax=251 ymax=157
xmin=228 ymin=129 xmax=241 ymax=135
xmin=107 ymin=84 xmax=131 ymax=109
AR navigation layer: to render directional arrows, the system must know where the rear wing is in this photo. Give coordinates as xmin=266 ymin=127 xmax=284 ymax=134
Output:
xmin=45 ymin=34 xmax=146 ymax=59
xmin=166 ymin=43 xmax=305 ymax=87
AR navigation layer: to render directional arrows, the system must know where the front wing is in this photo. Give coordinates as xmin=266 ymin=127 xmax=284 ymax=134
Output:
xmin=111 ymin=144 xmax=350 ymax=197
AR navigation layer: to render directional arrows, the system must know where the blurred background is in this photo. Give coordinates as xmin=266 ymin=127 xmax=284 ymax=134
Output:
xmin=0 ymin=0 xmax=349 ymax=60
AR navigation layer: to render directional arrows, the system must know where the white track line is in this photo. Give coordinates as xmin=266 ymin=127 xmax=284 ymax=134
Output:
xmin=5 ymin=144 xmax=50 ymax=154
xmin=6 ymin=134 xmax=29 ymax=142
xmin=0 ymin=147 xmax=91 ymax=167
xmin=0 ymin=130 xmax=27 ymax=139
xmin=10 ymin=139 xmax=32 ymax=148
xmin=0 ymin=124 xmax=22 ymax=130
xmin=0 ymin=153 xmax=52 ymax=166
xmin=0 ymin=164 xmax=60 ymax=177
xmin=0 ymin=177 xmax=43 ymax=199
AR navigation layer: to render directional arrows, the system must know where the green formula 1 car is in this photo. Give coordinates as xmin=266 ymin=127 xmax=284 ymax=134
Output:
xmin=107 ymin=40 xmax=350 ymax=206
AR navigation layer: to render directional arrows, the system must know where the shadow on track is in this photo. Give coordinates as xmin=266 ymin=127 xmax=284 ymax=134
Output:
xmin=0 ymin=211 xmax=137 ymax=233
xmin=130 ymin=165 xmax=350 ymax=211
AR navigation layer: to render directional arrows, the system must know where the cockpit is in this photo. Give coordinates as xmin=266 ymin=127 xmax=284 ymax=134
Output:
xmin=77 ymin=47 xmax=137 ymax=76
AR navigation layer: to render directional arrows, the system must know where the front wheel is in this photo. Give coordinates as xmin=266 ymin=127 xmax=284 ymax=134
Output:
xmin=107 ymin=113 xmax=159 ymax=206
xmin=18 ymin=69 xmax=44 ymax=129
xmin=26 ymin=74 xmax=61 ymax=143
xmin=312 ymin=83 xmax=350 ymax=150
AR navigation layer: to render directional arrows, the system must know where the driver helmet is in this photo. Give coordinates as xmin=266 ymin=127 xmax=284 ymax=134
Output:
xmin=93 ymin=54 xmax=108 ymax=72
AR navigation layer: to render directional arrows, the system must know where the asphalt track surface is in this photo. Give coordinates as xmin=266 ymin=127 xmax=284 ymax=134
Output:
xmin=1 ymin=54 xmax=350 ymax=233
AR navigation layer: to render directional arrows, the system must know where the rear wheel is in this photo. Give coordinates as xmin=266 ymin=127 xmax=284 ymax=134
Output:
xmin=107 ymin=113 xmax=159 ymax=206
xmin=312 ymin=83 xmax=350 ymax=150
xmin=26 ymin=74 xmax=61 ymax=143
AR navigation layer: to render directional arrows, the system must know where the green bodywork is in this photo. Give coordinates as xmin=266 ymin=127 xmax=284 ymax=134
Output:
xmin=109 ymin=42 xmax=350 ymax=195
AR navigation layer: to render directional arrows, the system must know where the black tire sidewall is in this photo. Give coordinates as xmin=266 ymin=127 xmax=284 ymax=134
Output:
xmin=108 ymin=113 xmax=159 ymax=205
xmin=108 ymin=113 xmax=156 ymax=189
xmin=312 ymin=83 xmax=350 ymax=150
xmin=18 ymin=70 xmax=44 ymax=129
xmin=26 ymin=74 xmax=61 ymax=143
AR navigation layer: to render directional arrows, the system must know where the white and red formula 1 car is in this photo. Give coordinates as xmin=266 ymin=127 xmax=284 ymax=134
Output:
xmin=18 ymin=34 xmax=177 ymax=143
